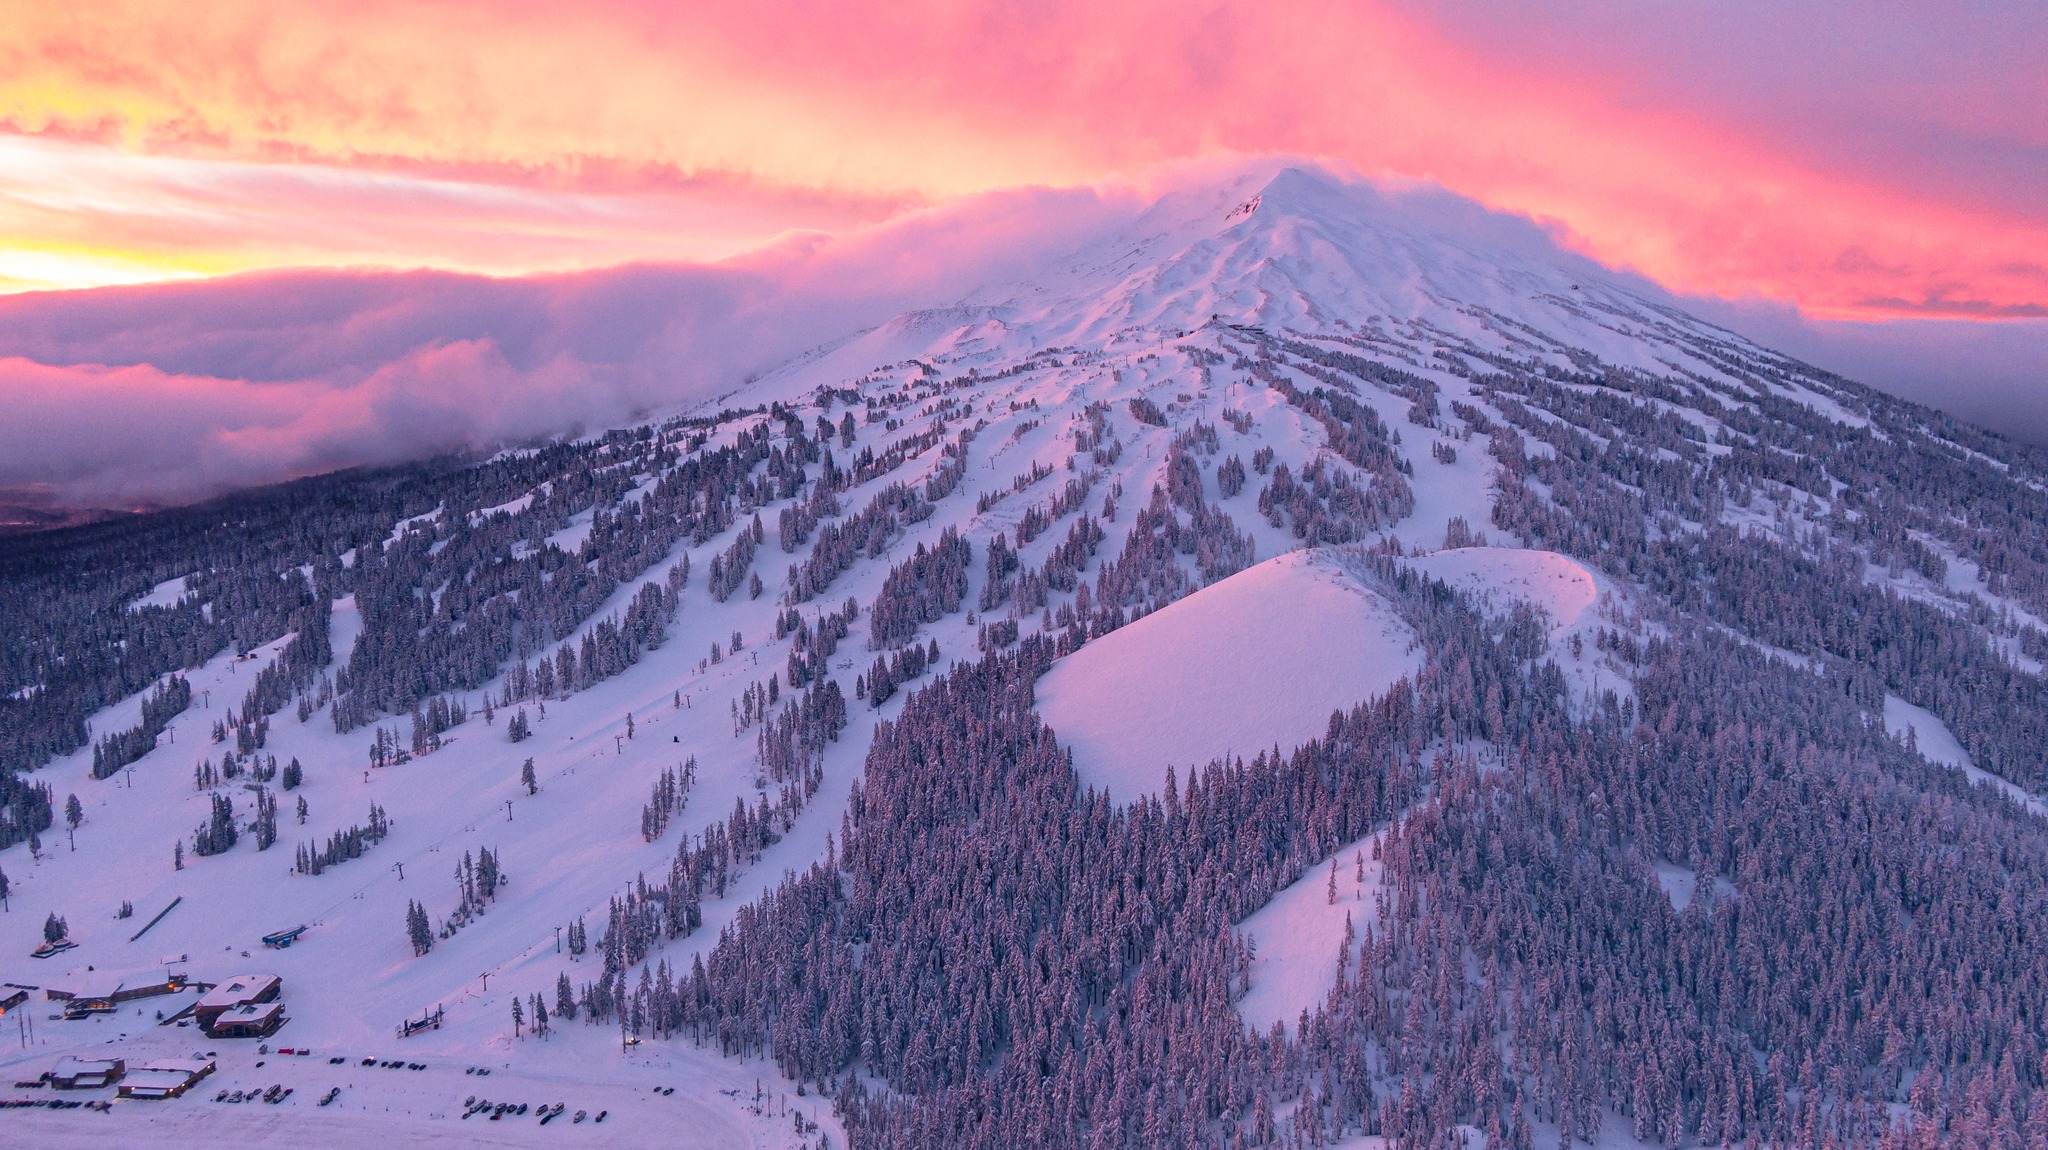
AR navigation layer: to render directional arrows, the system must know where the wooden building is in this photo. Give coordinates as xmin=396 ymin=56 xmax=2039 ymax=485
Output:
xmin=118 ymin=1059 xmax=214 ymax=1100
xmin=194 ymin=973 xmax=281 ymax=1034
xmin=209 ymin=1000 xmax=285 ymax=1039
xmin=48 ymin=1056 xmax=124 ymax=1090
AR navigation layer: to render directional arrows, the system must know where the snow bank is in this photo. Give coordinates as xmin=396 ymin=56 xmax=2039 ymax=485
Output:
xmin=1235 ymin=832 xmax=1381 ymax=1036
xmin=1036 ymin=549 xmax=1419 ymax=803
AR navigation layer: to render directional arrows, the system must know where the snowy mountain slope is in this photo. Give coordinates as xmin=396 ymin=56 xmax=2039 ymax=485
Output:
xmin=0 ymin=529 xmax=875 ymax=1145
xmin=1233 ymin=829 xmax=1382 ymax=1038
xmin=1883 ymin=694 xmax=2046 ymax=816
xmin=1399 ymin=546 xmax=1642 ymax=709
xmin=5 ymin=159 xmax=2048 ymax=1148
xmin=1401 ymin=547 xmax=1600 ymax=638
xmin=985 ymin=165 xmax=1777 ymax=387
xmin=1037 ymin=549 xmax=1418 ymax=802
xmin=693 ymin=163 xmax=1872 ymax=433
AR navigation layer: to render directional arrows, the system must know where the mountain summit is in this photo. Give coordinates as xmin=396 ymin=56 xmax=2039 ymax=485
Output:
xmin=995 ymin=164 xmax=1657 ymax=345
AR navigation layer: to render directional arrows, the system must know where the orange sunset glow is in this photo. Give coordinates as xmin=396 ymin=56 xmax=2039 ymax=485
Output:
xmin=2 ymin=1 xmax=2042 ymax=318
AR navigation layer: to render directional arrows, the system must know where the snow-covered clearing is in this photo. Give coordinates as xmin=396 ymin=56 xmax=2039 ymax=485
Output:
xmin=384 ymin=506 xmax=442 ymax=549
xmin=471 ymin=492 xmax=536 ymax=522
xmin=1036 ymin=549 xmax=1419 ymax=803
xmin=1883 ymin=695 xmax=2045 ymax=816
xmin=128 ymin=574 xmax=193 ymax=613
xmin=329 ymin=594 xmax=365 ymax=668
xmin=1235 ymin=831 xmax=1381 ymax=1036
xmin=1653 ymin=862 xmax=1737 ymax=912
xmin=1773 ymin=381 xmax=1869 ymax=430
xmin=1397 ymin=388 xmax=1500 ymax=551
xmin=1401 ymin=546 xmax=1598 ymax=637
xmin=1401 ymin=545 xmax=1639 ymax=710
xmin=545 ymin=509 xmax=594 ymax=554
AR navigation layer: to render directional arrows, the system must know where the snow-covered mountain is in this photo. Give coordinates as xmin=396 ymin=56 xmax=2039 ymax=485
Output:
xmin=6 ymin=162 xmax=2048 ymax=1149
xmin=753 ymin=164 xmax=1760 ymax=397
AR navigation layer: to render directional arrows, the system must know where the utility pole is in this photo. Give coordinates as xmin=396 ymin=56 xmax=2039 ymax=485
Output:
xmin=505 ymin=800 xmax=514 ymax=822
xmin=555 ymin=925 xmax=562 ymax=953
xmin=394 ymin=861 xmax=405 ymax=881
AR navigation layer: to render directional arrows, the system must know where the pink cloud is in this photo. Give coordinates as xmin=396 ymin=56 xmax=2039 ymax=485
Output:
xmin=0 ymin=2 xmax=2040 ymax=315
xmin=0 ymin=134 xmax=910 ymax=291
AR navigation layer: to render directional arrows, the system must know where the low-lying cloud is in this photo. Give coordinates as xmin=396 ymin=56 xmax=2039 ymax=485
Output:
xmin=0 ymin=183 xmax=1141 ymax=507
xmin=2 ymin=165 xmax=2043 ymax=513
xmin=1686 ymin=298 xmax=2048 ymax=447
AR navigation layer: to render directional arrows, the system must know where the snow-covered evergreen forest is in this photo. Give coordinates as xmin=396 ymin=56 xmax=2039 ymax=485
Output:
xmin=3 ymin=164 xmax=2047 ymax=1147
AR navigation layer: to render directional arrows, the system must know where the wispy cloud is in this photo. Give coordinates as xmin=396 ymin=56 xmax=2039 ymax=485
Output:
xmin=0 ymin=134 xmax=908 ymax=291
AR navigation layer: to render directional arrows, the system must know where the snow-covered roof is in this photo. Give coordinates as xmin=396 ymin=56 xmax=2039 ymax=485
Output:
xmin=195 ymin=973 xmax=279 ymax=1012
xmin=214 ymin=1001 xmax=283 ymax=1026
xmin=50 ymin=1056 xmax=123 ymax=1080
xmin=119 ymin=1059 xmax=213 ymax=1098
xmin=45 ymin=965 xmax=184 ymax=1001
xmin=132 ymin=1058 xmax=213 ymax=1073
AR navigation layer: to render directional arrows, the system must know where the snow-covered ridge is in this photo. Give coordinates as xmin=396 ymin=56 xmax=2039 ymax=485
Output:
xmin=1401 ymin=546 xmax=1599 ymax=637
xmin=1037 ymin=549 xmax=1420 ymax=803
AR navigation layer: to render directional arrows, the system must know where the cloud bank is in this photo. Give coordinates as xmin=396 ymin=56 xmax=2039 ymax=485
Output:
xmin=0 ymin=182 xmax=1143 ymax=507
xmin=1693 ymin=301 xmax=2048 ymax=447
xmin=3 ymin=161 xmax=2043 ymax=516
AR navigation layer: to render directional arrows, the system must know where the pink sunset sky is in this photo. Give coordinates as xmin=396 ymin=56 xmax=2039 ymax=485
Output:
xmin=0 ymin=1 xmax=2043 ymax=503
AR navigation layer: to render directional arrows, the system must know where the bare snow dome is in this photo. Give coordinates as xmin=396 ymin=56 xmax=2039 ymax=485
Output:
xmin=1036 ymin=549 xmax=1418 ymax=802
